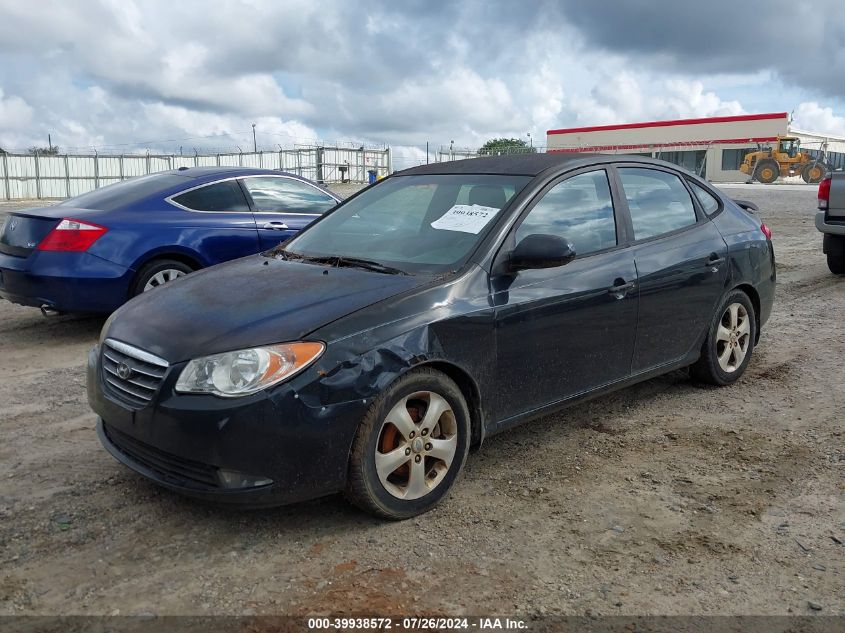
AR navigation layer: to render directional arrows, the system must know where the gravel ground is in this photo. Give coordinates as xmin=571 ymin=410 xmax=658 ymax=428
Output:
xmin=0 ymin=183 xmax=842 ymax=617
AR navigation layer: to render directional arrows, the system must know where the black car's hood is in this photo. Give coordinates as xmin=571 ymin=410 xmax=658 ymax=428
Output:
xmin=106 ymin=256 xmax=425 ymax=362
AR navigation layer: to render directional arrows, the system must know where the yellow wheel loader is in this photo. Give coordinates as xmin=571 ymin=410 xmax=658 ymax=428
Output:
xmin=740 ymin=136 xmax=828 ymax=184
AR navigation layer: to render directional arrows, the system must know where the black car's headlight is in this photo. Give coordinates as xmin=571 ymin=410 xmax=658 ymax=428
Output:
xmin=175 ymin=342 xmax=325 ymax=398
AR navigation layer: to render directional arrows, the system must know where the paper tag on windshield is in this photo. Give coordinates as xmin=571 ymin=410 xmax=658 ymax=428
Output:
xmin=430 ymin=204 xmax=500 ymax=234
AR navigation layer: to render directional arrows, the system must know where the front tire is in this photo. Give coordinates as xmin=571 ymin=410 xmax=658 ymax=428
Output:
xmin=691 ymin=290 xmax=756 ymax=386
xmin=754 ymin=160 xmax=780 ymax=184
xmin=345 ymin=368 xmax=471 ymax=519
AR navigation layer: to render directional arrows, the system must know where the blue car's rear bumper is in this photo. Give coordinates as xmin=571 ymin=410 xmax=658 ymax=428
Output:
xmin=0 ymin=250 xmax=133 ymax=313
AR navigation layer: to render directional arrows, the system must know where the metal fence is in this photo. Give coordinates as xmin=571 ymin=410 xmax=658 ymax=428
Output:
xmin=805 ymin=148 xmax=845 ymax=171
xmin=0 ymin=146 xmax=391 ymax=200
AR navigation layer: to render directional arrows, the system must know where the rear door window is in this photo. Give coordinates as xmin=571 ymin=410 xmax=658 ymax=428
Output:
xmin=171 ymin=180 xmax=251 ymax=212
xmin=618 ymin=168 xmax=698 ymax=240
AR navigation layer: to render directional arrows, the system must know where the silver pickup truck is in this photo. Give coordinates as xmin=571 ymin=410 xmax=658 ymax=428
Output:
xmin=817 ymin=173 xmax=845 ymax=274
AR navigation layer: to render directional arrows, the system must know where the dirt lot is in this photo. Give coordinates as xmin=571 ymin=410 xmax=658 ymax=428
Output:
xmin=0 ymin=183 xmax=842 ymax=617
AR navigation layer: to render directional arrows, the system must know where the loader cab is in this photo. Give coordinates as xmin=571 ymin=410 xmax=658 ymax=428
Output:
xmin=778 ymin=137 xmax=800 ymax=159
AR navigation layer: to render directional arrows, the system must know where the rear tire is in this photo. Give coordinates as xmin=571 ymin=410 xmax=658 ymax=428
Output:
xmin=345 ymin=368 xmax=471 ymax=520
xmin=754 ymin=160 xmax=780 ymax=184
xmin=131 ymin=259 xmax=194 ymax=297
xmin=691 ymin=290 xmax=756 ymax=386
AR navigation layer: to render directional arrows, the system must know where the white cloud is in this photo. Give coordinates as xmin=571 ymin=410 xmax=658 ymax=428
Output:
xmin=792 ymin=102 xmax=845 ymax=137
xmin=0 ymin=0 xmax=844 ymax=156
xmin=567 ymin=75 xmax=744 ymax=128
xmin=0 ymin=89 xmax=33 ymax=128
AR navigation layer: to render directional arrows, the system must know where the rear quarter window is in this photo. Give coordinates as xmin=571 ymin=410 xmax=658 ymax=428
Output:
xmin=171 ymin=180 xmax=250 ymax=212
xmin=689 ymin=181 xmax=721 ymax=216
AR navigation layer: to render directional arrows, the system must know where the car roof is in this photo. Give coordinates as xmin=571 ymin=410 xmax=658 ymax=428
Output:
xmin=154 ymin=166 xmax=339 ymax=198
xmin=396 ymin=153 xmax=674 ymax=177
xmin=159 ymin=166 xmax=298 ymax=180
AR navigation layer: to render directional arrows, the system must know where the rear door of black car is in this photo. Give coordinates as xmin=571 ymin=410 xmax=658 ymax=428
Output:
xmin=491 ymin=168 xmax=638 ymax=423
xmin=614 ymin=165 xmax=728 ymax=373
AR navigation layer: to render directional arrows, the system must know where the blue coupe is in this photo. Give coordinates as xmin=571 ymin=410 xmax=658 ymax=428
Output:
xmin=0 ymin=167 xmax=340 ymax=314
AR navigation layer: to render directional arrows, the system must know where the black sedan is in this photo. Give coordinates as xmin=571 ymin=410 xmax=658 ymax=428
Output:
xmin=87 ymin=154 xmax=775 ymax=519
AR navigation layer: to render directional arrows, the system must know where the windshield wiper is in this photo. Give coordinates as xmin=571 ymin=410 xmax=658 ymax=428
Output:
xmin=268 ymin=249 xmax=407 ymax=275
xmin=308 ymin=255 xmax=408 ymax=275
xmin=271 ymin=248 xmax=300 ymax=260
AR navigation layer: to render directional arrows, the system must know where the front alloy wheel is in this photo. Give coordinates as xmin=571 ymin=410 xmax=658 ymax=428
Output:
xmin=376 ymin=391 xmax=458 ymax=500
xmin=346 ymin=368 xmax=470 ymax=519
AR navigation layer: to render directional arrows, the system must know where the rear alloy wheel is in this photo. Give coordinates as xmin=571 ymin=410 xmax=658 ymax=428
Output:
xmin=132 ymin=259 xmax=194 ymax=296
xmin=346 ymin=368 xmax=470 ymax=519
xmin=754 ymin=160 xmax=780 ymax=184
xmin=691 ymin=290 xmax=756 ymax=386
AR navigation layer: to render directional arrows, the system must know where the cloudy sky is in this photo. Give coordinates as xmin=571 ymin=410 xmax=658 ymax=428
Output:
xmin=1 ymin=0 xmax=844 ymax=169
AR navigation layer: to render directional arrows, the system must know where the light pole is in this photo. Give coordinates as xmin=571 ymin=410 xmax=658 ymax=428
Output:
xmin=252 ymin=123 xmax=257 ymax=153
xmin=527 ymin=132 xmax=532 ymax=149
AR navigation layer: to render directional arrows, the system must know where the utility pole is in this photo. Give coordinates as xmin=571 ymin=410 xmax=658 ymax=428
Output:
xmin=48 ymin=134 xmax=52 ymax=152
xmin=527 ymin=132 xmax=532 ymax=148
xmin=426 ymin=141 xmax=429 ymax=164
xmin=252 ymin=123 xmax=257 ymax=153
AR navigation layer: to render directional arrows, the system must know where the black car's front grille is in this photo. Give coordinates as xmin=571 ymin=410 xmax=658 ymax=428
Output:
xmin=102 ymin=422 xmax=221 ymax=489
xmin=101 ymin=339 xmax=168 ymax=408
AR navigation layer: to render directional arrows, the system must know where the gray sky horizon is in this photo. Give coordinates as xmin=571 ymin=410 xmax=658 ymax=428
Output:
xmin=1 ymin=0 xmax=844 ymax=169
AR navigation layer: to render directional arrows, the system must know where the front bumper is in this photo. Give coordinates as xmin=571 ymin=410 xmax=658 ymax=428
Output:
xmin=88 ymin=346 xmax=367 ymax=507
xmin=0 ymin=250 xmax=132 ymax=313
xmin=816 ymin=212 xmax=845 ymax=236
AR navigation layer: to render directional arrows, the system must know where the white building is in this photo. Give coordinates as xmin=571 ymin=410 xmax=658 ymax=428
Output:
xmin=546 ymin=113 xmax=792 ymax=182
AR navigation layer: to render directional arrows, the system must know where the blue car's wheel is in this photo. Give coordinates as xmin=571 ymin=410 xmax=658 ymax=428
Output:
xmin=132 ymin=259 xmax=194 ymax=297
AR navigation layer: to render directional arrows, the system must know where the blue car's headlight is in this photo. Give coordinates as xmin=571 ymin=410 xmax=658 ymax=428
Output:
xmin=175 ymin=342 xmax=325 ymax=398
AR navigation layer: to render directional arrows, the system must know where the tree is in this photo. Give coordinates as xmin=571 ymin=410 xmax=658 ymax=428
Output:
xmin=28 ymin=146 xmax=60 ymax=155
xmin=478 ymin=137 xmax=536 ymax=155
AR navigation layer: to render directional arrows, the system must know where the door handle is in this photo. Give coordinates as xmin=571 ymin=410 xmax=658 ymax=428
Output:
xmin=608 ymin=278 xmax=635 ymax=298
xmin=707 ymin=252 xmax=725 ymax=266
xmin=262 ymin=222 xmax=289 ymax=230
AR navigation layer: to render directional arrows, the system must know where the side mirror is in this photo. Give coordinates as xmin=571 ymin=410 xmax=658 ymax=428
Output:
xmin=509 ymin=234 xmax=576 ymax=272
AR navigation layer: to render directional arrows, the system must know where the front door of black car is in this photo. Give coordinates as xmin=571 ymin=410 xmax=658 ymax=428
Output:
xmin=240 ymin=176 xmax=338 ymax=249
xmin=616 ymin=167 xmax=729 ymax=373
xmin=491 ymin=169 xmax=638 ymax=424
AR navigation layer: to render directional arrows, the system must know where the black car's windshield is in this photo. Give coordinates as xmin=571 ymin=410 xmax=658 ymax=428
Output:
xmin=282 ymin=174 xmax=531 ymax=274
